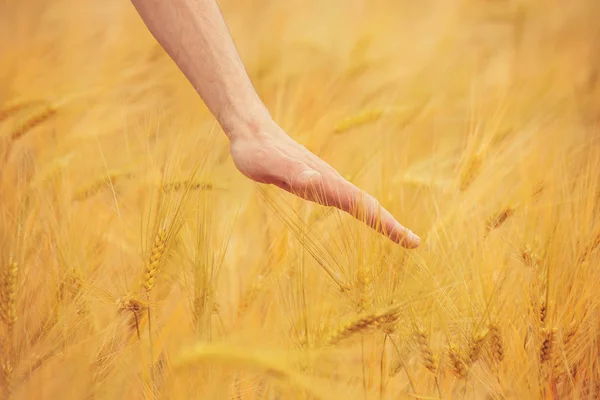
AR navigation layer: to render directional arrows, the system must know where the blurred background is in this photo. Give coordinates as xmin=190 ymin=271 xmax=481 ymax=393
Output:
xmin=0 ymin=0 xmax=599 ymax=399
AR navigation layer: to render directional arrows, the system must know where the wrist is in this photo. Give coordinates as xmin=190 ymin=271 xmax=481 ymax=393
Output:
xmin=219 ymin=105 xmax=274 ymax=142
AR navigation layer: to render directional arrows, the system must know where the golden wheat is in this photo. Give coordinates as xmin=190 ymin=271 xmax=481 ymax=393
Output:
xmin=334 ymin=109 xmax=383 ymax=134
xmin=142 ymin=227 xmax=168 ymax=293
xmin=540 ymin=298 xmax=547 ymax=325
xmin=521 ymin=244 xmax=541 ymax=267
xmin=578 ymin=230 xmax=600 ymax=263
xmin=485 ymin=206 xmax=515 ymax=235
xmin=73 ymin=172 xmax=131 ymax=201
xmin=458 ymin=152 xmax=484 ymax=191
xmin=325 ymin=305 xmax=401 ymax=345
xmin=0 ymin=100 xmax=42 ymax=122
xmin=1 ymin=360 xmax=13 ymax=395
xmin=0 ymin=258 xmax=18 ymax=327
xmin=553 ymin=322 xmax=579 ymax=379
xmin=562 ymin=321 xmax=577 ymax=349
xmin=447 ymin=343 xmax=467 ymax=379
xmin=174 ymin=343 xmax=326 ymax=399
xmin=1 ymin=0 xmax=599 ymax=398
xmin=117 ymin=293 xmax=148 ymax=334
xmin=354 ymin=268 xmax=373 ymax=313
xmin=9 ymin=106 xmax=56 ymax=142
xmin=415 ymin=326 xmax=438 ymax=373
xmin=488 ymin=323 xmax=504 ymax=363
xmin=540 ymin=327 xmax=557 ymax=364
xmin=160 ymin=180 xmax=214 ymax=193
xmin=388 ymin=359 xmax=404 ymax=378
xmin=466 ymin=329 xmax=488 ymax=365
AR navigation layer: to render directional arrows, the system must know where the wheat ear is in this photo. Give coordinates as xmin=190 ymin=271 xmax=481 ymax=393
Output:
xmin=466 ymin=329 xmax=488 ymax=366
xmin=488 ymin=323 xmax=504 ymax=363
xmin=117 ymin=293 xmax=148 ymax=338
xmin=334 ymin=109 xmax=383 ymax=134
xmin=1 ymin=360 xmax=13 ymax=396
xmin=539 ymin=297 xmax=548 ymax=325
xmin=142 ymin=227 xmax=168 ymax=293
xmin=0 ymin=258 xmax=18 ymax=327
xmin=578 ymin=230 xmax=600 ymax=263
xmin=10 ymin=106 xmax=57 ymax=142
xmin=73 ymin=171 xmax=130 ymax=201
xmin=447 ymin=343 xmax=467 ymax=378
xmin=326 ymin=305 xmax=401 ymax=345
xmin=415 ymin=326 xmax=438 ymax=373
xmin=485 ymin=207 xmax=515 ymax=235
xmin=521 ymin=244 xmax=540 ymax=267
xmin=0 ymin=100 xmax=39 ymax=122
xmin=540 ymin=327 xmax=557 ymax=364
xmin=458 ymin=152 xmax=484 ymax=191
xmin=160 ymin=180 xmax=214 ymax=193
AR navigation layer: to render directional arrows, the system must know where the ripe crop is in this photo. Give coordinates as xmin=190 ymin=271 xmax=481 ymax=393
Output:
xmin=1 ymin=0 xmax=598 ymax=398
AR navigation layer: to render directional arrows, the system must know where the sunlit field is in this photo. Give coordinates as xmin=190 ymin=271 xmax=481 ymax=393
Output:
xmin=1 ymin=0 xmax=599 ymax=398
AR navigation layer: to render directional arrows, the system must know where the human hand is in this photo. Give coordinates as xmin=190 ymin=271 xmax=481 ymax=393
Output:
xmin=228 ymin=119 xmax=420 ymax=248
xmin=130 ymin=0 xmax=418 ymax=246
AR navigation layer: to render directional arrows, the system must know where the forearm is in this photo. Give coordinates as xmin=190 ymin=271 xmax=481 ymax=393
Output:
xmin=130 ymin=0 xmax=269 ymax=139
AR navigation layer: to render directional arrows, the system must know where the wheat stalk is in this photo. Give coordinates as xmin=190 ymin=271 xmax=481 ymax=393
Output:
xmin=117 ymin=293 xmax=148 ymax=337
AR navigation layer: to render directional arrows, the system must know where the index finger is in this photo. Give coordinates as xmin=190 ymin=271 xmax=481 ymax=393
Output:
xmin=303 ymin=175 xmax=421 ymax=248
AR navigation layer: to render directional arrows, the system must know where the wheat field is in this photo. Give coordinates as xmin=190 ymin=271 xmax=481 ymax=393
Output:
xmin=1 ymin=0 xmax=599 ymax=399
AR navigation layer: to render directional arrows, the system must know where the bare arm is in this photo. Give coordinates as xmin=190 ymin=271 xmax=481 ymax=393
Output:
xmin=130 ymin=0 xmax=267 ymax=139
xmin=130 ymin=0 xmax=421 ymax=248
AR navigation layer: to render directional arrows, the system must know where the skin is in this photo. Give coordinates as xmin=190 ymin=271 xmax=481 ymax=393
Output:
xmin=130 ymin=0 xmax=420 ymax=248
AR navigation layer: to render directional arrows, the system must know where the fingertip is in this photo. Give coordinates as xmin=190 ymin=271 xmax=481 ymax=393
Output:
xmin=406 ymin=231 xmax=421 ymax=248
xmin=392 ymin=224 xmax=420 ymax=249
